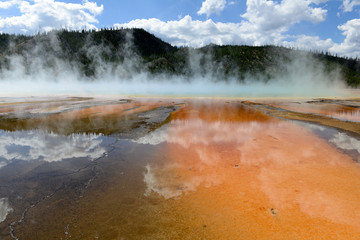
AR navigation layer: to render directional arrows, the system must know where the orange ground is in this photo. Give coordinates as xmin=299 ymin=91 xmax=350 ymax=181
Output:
xmin=144 ymin=100 xmax=360 ymax=239
xmin=268 ymin=100 xmax=360 ymax=122
xmin=2 ymin=98 xmax=360 ymax=239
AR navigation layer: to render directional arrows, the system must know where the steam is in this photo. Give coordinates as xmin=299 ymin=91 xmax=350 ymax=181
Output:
xmin=0 ymin=30 xmax=349 ymax=97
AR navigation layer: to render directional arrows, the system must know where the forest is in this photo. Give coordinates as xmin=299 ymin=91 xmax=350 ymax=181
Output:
xmin=0 ymin=28 xmax=359 ymax=87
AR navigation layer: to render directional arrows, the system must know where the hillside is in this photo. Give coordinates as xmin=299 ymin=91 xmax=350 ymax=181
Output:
xmin=0 ymin=28 xmax=359 ymax=87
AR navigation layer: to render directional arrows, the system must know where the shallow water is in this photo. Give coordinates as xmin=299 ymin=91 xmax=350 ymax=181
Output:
xmin=267 ymin=99 xmax=360 ymax=122
xmin=0 ymin=130 xmax=107 ymax=167
xmin=0 ymin=97 xmax=359 ymax=239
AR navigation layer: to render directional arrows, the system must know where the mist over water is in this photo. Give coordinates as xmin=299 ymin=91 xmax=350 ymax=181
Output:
xmin=0 ymin=31 xmax=349 ymax=98
xmin=0 ymin=66 xmax=347 ymax=97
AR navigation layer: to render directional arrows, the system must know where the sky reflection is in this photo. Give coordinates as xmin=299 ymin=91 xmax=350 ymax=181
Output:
xmin=0 ymin=130 xmax=106 ymax=168
xmin=139 ymin=101 xmax=360 ymax=231
xmin=0 ymin=198 xmax=12 ymax=224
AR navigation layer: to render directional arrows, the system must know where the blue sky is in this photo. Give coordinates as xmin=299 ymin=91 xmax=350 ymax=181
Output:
xmin=0 ymin=0 xmax=360 ymax=57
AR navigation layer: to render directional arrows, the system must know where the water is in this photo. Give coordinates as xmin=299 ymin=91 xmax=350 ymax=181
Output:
xmin=0 ymin=97 xmax=359 ymax=239
xmin=0 ymin=130 xmax=107 ymax=167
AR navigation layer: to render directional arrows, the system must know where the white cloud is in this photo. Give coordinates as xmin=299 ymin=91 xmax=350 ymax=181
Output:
xmin=115 ymin=0 xmax=328 ymax=47
xmin=283 ymin=35 xmax=335 ymax=52
xmin=241 ymin=0 xmax=327 ymax=34
xmin=114 ymin=15 xmax=301 ymax=47
xmin=311 ymin=0 xmax=328 ymax=4
xmin=197 ymin=0 xmax=227 ymax=17
xmin=114 ymin=0 xmax=360 ymax=57
xmin=0 ymin=0 xmax=358 ymax=58
xmin=342 ymin=0 xmax=360 ymax=12
xmin=0 ymin=0 xmax=103 ymax=33
xmin=330 ymin=18 xmax=360 ymax=57
xmin=0 ymin=0 xmax=20 ymax=9
xmin=115 ymin=15 xmax=253 ymax=47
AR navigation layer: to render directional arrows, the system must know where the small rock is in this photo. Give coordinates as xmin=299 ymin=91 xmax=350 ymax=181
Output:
xmin=270 ymin=208 xmax=278 ymax=216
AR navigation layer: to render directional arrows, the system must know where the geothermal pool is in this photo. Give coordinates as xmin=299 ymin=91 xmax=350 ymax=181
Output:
xmin=0 ymin=96 xmax=359 ymax=239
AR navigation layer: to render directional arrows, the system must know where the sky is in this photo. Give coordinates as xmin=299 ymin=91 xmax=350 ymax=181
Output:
xmin=0 ymin=0 xmax=359 ymax=57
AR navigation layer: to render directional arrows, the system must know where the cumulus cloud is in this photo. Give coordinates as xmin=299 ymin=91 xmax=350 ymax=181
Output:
xmin=330 ymin=18 xmax=360 ymax=57
xmin=115 ymin=15 xmax=250 ymax=47
xmin=0 ymin=0 xmax=103 ymax=33
xmin=241 ymin=0 xmax=327 ymax=33
xmin=0 ymin=0 xmax=20 ymax=9
xmin=197 ymin=0 xmax=227 ymax=17
xmin=114 ymin=14 xmax=302 ymax=47
xmin=116 ymin=0 xmax=329 ymax=48
xmin=114 ymin=0 xmax=360 ymax=57
xmin=342 ymin=0 xmax=360 ymax=12
xmin=283 ymin=35 xmax=335 ymax=52
xmin=0 ymin=0 xmax=358 ymax=58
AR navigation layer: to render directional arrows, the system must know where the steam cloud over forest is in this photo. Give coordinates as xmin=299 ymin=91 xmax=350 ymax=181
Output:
xmin=0 ymin=28 xmax=359 ymax=97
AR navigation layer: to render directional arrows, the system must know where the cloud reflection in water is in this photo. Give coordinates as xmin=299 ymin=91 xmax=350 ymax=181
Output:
xmin=139 ymin=119 xmax=279 ymax=199
xmin=0 ymin=130 xmax=106 ymax=167
xmin=0 ymin=198 xmax=12 ymax=223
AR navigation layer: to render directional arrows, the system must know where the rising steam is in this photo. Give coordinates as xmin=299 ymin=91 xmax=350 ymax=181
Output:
xmin=0 ymin=30 xmax=348 ymax=97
